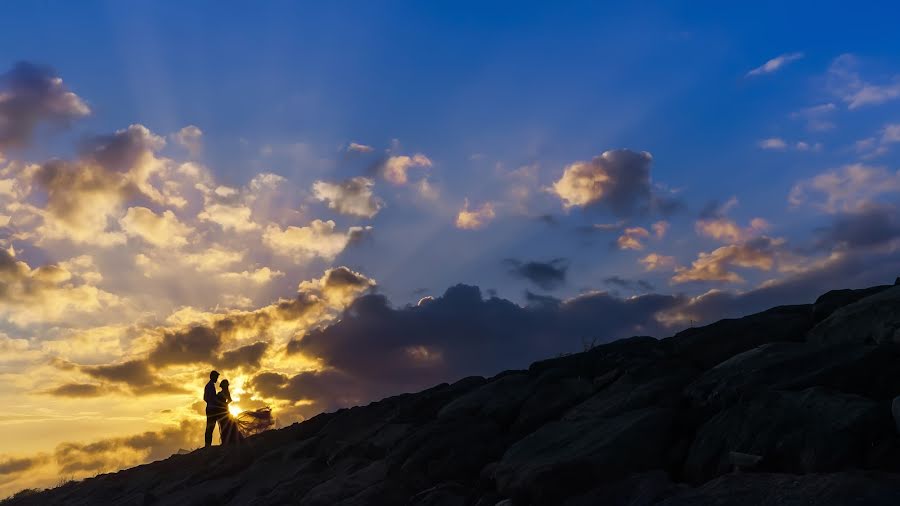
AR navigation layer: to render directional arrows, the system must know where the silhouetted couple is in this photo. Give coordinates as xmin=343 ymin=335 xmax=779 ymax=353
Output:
xmin=204 ymin=370 xmax=244 ymax=446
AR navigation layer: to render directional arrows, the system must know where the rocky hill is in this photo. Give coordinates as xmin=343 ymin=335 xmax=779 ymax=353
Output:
xmin=6 ymin=281 xmax=900 ymax=505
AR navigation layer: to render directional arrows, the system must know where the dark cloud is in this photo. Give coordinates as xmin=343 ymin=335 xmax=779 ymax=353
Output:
xmin=43 ymin=383 xmax=107 ymax=398
xmin=217 ymin=341 xmax=269 ymax=370
xmin=815 ymin=204 xmax=900 ymax=250
xmin=551 ymin=149 xmax=681 ymax=218
xmin=504 ymin=258 xmax=569 ymax=290
xmin=603 ymin=276 xmax=655 ymax=292
xmin=249 ymin=369 xmax=367 ymax=412
xmin=79 ymin=124 xmax=162 ymax=172
xmin=0 ymin=456 xmax=45 ymax=477
xmin=79 ymin=359 xmax=184 ymax=395
xmin=147 ymin=326 xmax=221 ymax=367
xmin=0 ymin=61 xmax=89 ymax=149
xmin=282 ymin=285 xmax=683 ymax=407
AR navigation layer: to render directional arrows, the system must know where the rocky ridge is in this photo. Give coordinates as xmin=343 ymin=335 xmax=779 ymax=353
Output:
xmin=6 ymin=280 xmax=900 ymax=505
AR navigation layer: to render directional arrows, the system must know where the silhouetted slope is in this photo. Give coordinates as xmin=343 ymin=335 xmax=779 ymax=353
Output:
xmin=6 ymin=281 xmax=900 ymax=505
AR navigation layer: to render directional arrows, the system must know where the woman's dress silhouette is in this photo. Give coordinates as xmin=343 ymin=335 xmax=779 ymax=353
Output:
xmin=216 ymin=379 xmax=274 ymax=445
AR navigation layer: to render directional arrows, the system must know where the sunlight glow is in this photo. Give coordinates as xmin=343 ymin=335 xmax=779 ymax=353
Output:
xmin=228 ymin=404 xmax=242 ymax=416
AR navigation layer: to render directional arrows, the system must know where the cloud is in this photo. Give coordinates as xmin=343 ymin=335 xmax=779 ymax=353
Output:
xmin=171 ymin=125 xmax=203 ymax=158
xmin=550 ymin=149 xmax=675 ymax=217
xmin=119 ymin=207 xmax=194 ymax=247
xmin=814 ymin=203 xmax=900 ymax=251
xmin=347 ymin=142 xmax=374 ymax=153
xmin=217 ymin=341 xmax=270 ymax=370
xmin=0 ymin=455 xmax=46 ymax=477
xmin=746 ymin=52 xmax=804 ymax=76
xmin=758 ymin=138 xmax=820 ymax=152
xmin=854 ymin=123 xmax=900 ymax=158
xmin=617 ymin=227 xmax=650 ymax=250
xmin=758 ymin=138 xmax=787 ymax=150
xmin=263 ymin=220 xmax=370 ymax=262
xmin=297 ymin=266 xmax=376 ymax=307
xmin=455 ymin=199 xmax=496 ymax=230
xmin=603 ymin=276 xmax=654 ymax=292
xmin=197 ymin=203 xmax=258 ymax=232
xmin=827 ymin=54 xmax=900 ymax=109
xmin=382 ymin=153 xmax=432 ymax=185
xmin=53 ymin=419 xmax=198 ymax=475
xmin=147 ymin=326 xmax=221 ymax=367
xmin=280 ymin=285 xmax=684 ymax=409
xmin=0 ymin=61 xmax=90 ymax=149
xmin=0 ymin=248 xmax=120 ymax=327
xmin=651 ymin=220 xmax=669 ymax=238
xmin=312 ymin=177 xmax=384 ymax=218
xmin=791 ymin=103 xmax=836 ymax=131
xmin=695 ymin=217 xmax=769 ymax=243
xmin=672 ymin=237 xmax=784 ymax=284
xmin=43 ymin=383 xmax=108 ymax=398
xmin=639 ymin=253 xmax=676 ymax=271
xmin=789 ymin=163 xmax=900 ymax=213
xmin=503 ymin=258 xmax=568 ymax=290
xmin=80 ymin=359 xmax=181 ymax=394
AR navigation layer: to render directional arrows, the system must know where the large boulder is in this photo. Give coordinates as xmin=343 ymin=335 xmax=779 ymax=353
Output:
xmin=685 ymin=342 xmax=900 ymax=409
xmin=808 ymin=285 xmax=900 ymax=345
xmin=657 ymin=472 xmax=900 ymax=506
xmin=684 ymin=387 xmax=893 ymax=483
xmin=437 ymin=373 xmax=534 ymax=427
xmin=493 ymin=407 xmax=677 ymax=503
xmin=664 ymin=304 xmax=812 ymax=369
xmin=812 ymin=285 xmax=893 ymax=323
xmin=528 ymin=336 xmax=668 ymax=378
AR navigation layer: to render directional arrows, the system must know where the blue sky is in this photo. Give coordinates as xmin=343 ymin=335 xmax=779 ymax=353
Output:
xmin=2 ymin=2 xmax=900 ymax=494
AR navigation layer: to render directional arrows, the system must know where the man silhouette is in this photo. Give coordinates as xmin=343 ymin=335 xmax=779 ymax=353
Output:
xmin=204 ymin=370 xmax=221 ymax=447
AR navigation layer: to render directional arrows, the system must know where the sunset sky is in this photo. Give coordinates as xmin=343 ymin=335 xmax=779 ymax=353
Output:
xmin=2 ymin=1 xmax=900 ymax=496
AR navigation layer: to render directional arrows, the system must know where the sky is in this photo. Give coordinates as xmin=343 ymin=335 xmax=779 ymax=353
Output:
xmin=2 ymin=0 xmax=900 ymax=496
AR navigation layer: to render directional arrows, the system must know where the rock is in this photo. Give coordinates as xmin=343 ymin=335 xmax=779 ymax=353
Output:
xmin=685 ymin=342 xmax=900 ymax=409
xmin=563 ymin=359 xmax=698 ymax=421
xmin=510 ymin=375 xmax=593 ymax=434
xmin=561 ymin=471 xmax=679 ymax=506
xmin=808 ymin=285 xmax=900 ymax=345
xmin=437 ymin=373 xmax=534 ymax=426
xmin=528 ymin=336 xmax=668 ymax=378
xmin=684 ymin=387 xmax=892 ymax=483
xmin=493 ymin=407 xmax=677 ymax=503
xmin=665 ymin=304 xmax=812 ymax=369
xmin=408 ymin=482 xmax=473 ymax=506
xmin=657 ymin=472 xmax=900 ymax=506
xmin=893 ymin=397 xmax=900 ymax=435
xmin=811 ymin=285 xmax=892 ymax=323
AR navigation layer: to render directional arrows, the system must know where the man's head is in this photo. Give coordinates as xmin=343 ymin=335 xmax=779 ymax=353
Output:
xmin=209 ymin=370 xmax=220 ymax=381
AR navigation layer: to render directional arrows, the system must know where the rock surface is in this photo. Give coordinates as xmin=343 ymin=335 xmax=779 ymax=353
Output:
xmin=5 ymin=281 xmax=900 ymax=505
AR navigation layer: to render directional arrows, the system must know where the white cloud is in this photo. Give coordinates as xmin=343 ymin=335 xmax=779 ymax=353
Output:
xmin=119 ymin=207 xmax=194 ymax=247
xmin=789 ymin=164 xmax=900 ymax=213
xmin=263 ymin=220 xmax=368 ymax=262
xmin=383 ymin=153 xmax=432 ymax=185
xmin=827 ymin=54 xmax=900 ymax=109
xmin=746 ymin=52 xmax=804 ymax=77
xmin=171 ymin=125 xmax=203 ymax=158
xmin=312 ymin=177 xmax=383 ymax=218
xmin=454 ymin=199 xmax=495 ymax=230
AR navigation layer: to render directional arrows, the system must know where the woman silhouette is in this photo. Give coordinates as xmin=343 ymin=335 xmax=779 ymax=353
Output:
xmin=216 ymin=380 xmax=244 ymax=445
